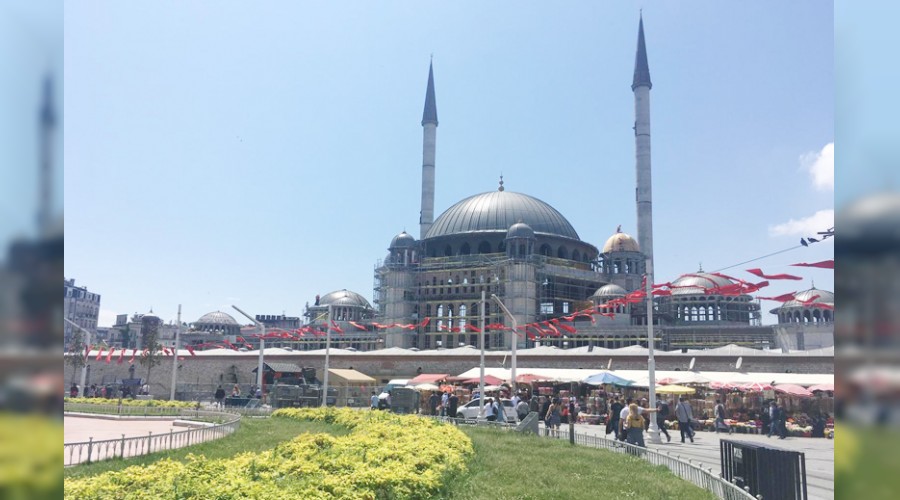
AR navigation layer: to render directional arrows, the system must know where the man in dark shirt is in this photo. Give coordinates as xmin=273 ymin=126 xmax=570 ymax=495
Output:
xmin=447 ymin=393 xmax=459 ymax=419
xmin=607 ymin=397 xmax=623 ymax=437
xmin=429 ymin=391 xmax=440 ymax=416
xmin=656 ymin=399 xmax=672 ymax=442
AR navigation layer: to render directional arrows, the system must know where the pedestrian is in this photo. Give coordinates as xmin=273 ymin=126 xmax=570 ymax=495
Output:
xmin=448 ymin=392 xmax=459 ymax=418
xmin=529 ymin=395 xmax=539 ymax=414
xmin=714 ymin=399 xmax=733 ymax=434
xmin=606 ymin=396 xmax=623 ymax=437
xmin=214 ymin=385 xmax=226 ymax=408
xmin=675 ymin=396 xmax=695 ymax=443
xmin=484 ymin=398 xmax=497 ymax=422
xmin=545 ymin=398 xmax=562 ymax=436
xmin=370 ymin=391 xmax=379 ymax=410
xmin=429 ymin=391 xmax=440 ymax=416
xmin=231 ymin=384 xmax=241 ymax=397
xmin=540 ymin=396 xmax=551 ymax=425
xmin=516 ymin=397 xmax=529 ymax=421
xmin=69 ymin=383 xmax=79 ymax=398
xmin=492 ymin=398 xmax=502 ymax=422
xmin=441 ymin=391 xmax=450 ymax=417
xmin=624 ymin=403 xmax=646 ymax=447
xmin=656 ymin=399 xmax=672 ymax=442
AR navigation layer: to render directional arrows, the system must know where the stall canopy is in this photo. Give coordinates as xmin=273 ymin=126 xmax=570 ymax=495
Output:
xmin=654 ymin=384 xmax=696 ymax=395
xmin=461 ymin=375 xmax=505 ymax=386
xmin=583 ymin=371 xmax=634 ymax=386
xmin=774 ymin=384 xmax=813 ymax=397
xmin=807 ymin=383 xmax=834 ymax=392
xmin=252 ymin=362 xmax=304 ymax=374
xmin=408 ymin=373 xmax=449 ymax=385
xmin=327 ymin=368 xmax=375 ymax=385
xmin=412 ymin=383 xmax=440 ymax=392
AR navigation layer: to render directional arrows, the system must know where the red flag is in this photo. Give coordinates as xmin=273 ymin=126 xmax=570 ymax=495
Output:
xmin=330 ymin=321 xmax=344 ymax=335
xmin=757 ymin=292 xmax=797 ymax=302
xmin=95 ymin=346 xmax=105 ymax=361
xmin=418 ymin=317 xmax=431 ymax=328
xmin=798 ymin=294 xmax=821 ymax=306
xmin=186 ymin=345 xmax=197 ymax=356
xmin=464 ymin=324 xmax=482 ymax=333
xmin=128 ymin=349 xmax=137 ymax=364
xmin=652 ymin=289 xmax=672 ymax=296
xmin=811 ymin=303 xmax=834 ymax=310
xmin=349 ymin=321 xmax=368 ymax=331
xmin=117 ymin=348 xmax=125 ymax=364
xmin=558 ymin=323 xmax=577 ymax=334
xmin=485 ymin=323 xmax=508 ymax=331
xmin=746 ymin=268 xmax=803 ymax=280
xmin=740 ymin=281 xmax=770 ymax=294
xmin=450 ymin=326 xmax=461 ymax=333
xmin=544 ymin=322 xmax=560 ymax=336
xmin=105 ymin=348 xmax=115 ymax=363
xmin=791 ymin=260 xmax=834 ymax=269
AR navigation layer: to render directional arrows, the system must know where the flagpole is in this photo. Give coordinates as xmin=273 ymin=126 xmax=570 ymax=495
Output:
xmin=170 ymin=304 xmax=181 ymax=400
xmin=322 ymin=304 xmax=332 ymax=407
xmin=646 ymin=259 xmax=662 ymax=444
xmin=479 ymin=290 xmax=485 ymax=418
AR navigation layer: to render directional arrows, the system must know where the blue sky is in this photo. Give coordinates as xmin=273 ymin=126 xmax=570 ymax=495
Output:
xmin=64 ymin=1 xmax=834 ymax=327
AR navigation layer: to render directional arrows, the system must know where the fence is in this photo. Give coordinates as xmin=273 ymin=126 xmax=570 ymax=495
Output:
xmin=430 ymin=415 xmax=758 ymax=500
xmin=64 ymin=404 xmax=241 ymax=466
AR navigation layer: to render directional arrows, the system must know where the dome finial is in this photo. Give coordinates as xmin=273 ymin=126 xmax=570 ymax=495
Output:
xmin=698 ymin=262 xmax=703 ymax=272
xmin=498 ymin=174 xmax=505 ymax=192
xmin=811 ymin=280 xmax=816 ymax=289
xmin=616 ymin=224 xmax=622 ymax=233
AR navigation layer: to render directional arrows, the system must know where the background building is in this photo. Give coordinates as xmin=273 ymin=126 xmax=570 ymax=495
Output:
xmin=64 ymin=278 xmax=100 ymax=346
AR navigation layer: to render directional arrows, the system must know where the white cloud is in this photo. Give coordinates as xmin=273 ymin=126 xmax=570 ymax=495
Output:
xmin=801 ymin=142 xmax=833 ymax=191
xmin=769 ymin=209 xmax=835 ymax=237
xmin=98 ymin=308 xmax=119 ymax=328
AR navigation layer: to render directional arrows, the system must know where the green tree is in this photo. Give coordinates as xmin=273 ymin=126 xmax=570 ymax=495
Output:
xmin=138 ymin=324 xmax=163 ymax=387
xmin=65 ymin=329 xmax=86 ymax=386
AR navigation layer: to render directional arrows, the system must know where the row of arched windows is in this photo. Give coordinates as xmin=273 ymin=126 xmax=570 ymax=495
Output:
xmin=779 ymin=308 xmax=833 ymax=324
xmin=425 ymin=240 xmax=593 ymax=263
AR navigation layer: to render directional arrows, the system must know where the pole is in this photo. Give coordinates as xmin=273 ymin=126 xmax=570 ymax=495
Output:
xmin=645 ymin=259 xmax=662 ymax=444
xmin=322 ymin=304 xmax=332 ymax=407
xmin=65 ymin=318 xmax=91 ymax=396
xmin=479 ymin=291 xmax=485 ymax=417
xmin=170 ymin=305 xmax=181 ymax=400
xmin=490 ymin=294 xmax=517 ymax=394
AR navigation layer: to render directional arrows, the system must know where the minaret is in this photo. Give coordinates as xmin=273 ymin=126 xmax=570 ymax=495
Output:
xmin=632 ymin=15 xmax=654 ymax=265
xmin=419 ymin=60 xmax=438 ymax=239
xmin=38 ymin=75 xmax=55 ymax=235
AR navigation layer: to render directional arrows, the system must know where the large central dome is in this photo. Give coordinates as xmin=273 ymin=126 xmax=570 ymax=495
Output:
xmin=425 ymin=191 xmax=580 ymax=240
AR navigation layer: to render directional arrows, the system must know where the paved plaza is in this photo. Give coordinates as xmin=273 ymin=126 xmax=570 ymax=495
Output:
xmin=570 ymin=423 xmax=835 ymax=500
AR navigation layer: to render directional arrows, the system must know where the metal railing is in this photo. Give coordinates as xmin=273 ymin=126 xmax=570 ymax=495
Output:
xmin=426 ymin=415 xmax=757 ymax=500
xmin=64 ymin=404 xmax=241 ymax=466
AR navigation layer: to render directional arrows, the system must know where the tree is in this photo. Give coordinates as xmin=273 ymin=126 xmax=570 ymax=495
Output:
xmin=65 ymin=329 xmax=86 ymax=386
xmin=138 ymin=322 xmax=163 ymax=388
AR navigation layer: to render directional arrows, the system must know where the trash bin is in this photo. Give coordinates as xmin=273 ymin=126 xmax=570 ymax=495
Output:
xmin=720 ymin=439 xmax=807 ymax=500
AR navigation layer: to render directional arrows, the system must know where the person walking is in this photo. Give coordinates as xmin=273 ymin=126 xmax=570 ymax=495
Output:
xmin=448 ymin=392 xmax=459 ymax=419
xmin=69 ymin=383 xmax=79 ymax=398
xmin=429 ymin=391 xmax=440 ymax=416
xmin=767 ymin=401 xmax=779 ymax=438
xmin=492 ymin=398 xmax=503 ymax=422
xmin=656 ymin=399 xmax=672 ymax=442
xmin=440 ymin=391 xmax=450 ymax=417
xmin=516 ymin=397 xmax=529 ymax=421
xmin=370 ymin=391 xmax=379 ymax=410
xmin=675 ymin=396 xmax=695 ymax=444
xmin=214 ymin=385 xmax=226 ymax=409
xmin=624 ymin=403 xmax=646 ymax=447
xmin=545 ymin=398 xmax=562 ymax=437
xmin=484 ymin=398 xmax=497 ymax=422
xmin=714 ymin=399 xmax=733 ymax=434
xmin=606 ymin=396 xmax=623 ymax=438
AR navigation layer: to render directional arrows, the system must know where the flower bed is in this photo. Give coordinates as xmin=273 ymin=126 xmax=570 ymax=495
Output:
xmin=65 ymin=397 xmax=197 ymax=408
xmin=65 ymin=408 xmax=473 ymax=499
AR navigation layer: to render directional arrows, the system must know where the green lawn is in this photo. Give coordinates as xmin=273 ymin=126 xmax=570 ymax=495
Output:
xmin=449 ymin=427 xmax=716 ymax=500
xmin=63 ymin=417 xmax=346 ymax=480
xmin=65 ymin=416 xmax=716 ymax=499
xmin=836 ymin=425 xmax=900 ymax=499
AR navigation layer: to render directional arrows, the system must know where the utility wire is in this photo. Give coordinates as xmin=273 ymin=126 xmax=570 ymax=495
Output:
xmin=711 ymin=245 xmax=804 ymax=273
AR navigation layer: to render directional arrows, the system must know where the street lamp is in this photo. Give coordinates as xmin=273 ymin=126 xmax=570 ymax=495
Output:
xmin=478 ymin=291 xmax=486 ymax=418
xmin=169 ymin=304 xmax=181 ymax=401
xmin=490 ymin=294 xmax=517 ymax=394
xmin=645 ymin=259 xmax=662 ymax=444
xmin=232 ymin=305 xmax=266 ymax=401
xmin=64 ymin=318 xmax=91 ymax=395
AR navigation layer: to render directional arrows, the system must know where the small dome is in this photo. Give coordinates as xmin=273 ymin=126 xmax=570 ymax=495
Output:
xmin=506 ymin=221 xmax=535 ymax=239
xmin=780 ymin=288 xmax=835 ymax=309
xmin=592 ymin=283 xmax=627 ymax=298
xmin=195 ymin=311 xmax=239 ymax=326
xmin=319 ymin=289 xmax=373 ymax=309
xmin=389 ymin=231 xmax=416 ymax=249
xmin=602 ymin=230 xmax=640 ymax=253
xmin=670 ymin=272 xmax=735 ymax=296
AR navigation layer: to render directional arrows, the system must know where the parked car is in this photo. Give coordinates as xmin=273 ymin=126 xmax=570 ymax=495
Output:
xmin=455 ymin=398 xmax=516 ymax=423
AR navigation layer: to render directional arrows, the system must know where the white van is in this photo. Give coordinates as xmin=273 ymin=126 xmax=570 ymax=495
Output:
xmin=379 ymin=379 xmax=410 ymax=400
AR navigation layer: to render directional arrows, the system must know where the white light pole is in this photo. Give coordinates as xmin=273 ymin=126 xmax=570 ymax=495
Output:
xmin=232 ymin=305 xmax=266 ymax=401
xmin=169 ymin=304 xmax=181 ymax=401
xmin=645 ymin=260 xmax=662 ymax=444
xmin=322 ymin=304 xmax=332 ymax=407
xmin=479 ymin=291 xmax=486 ymax=417
xmin=490 ymin=294 xmax=517 ymax=394
xmin=64 ymin=318 xmax=91 ymax=396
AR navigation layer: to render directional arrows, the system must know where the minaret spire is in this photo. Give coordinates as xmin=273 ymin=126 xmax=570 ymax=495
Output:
xmin=633 ymin=14 xmax=654 ymax=271
xmin=632 ymin=14 xmax=652 ymax=91
xmin=37 ymin=74 xmax=56 ymax=235
xmin=419 ymin=60 xmax=439 ymax=238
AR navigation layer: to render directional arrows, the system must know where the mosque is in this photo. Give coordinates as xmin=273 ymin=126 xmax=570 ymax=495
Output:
xmin=188 ymin=17 xmax=834 ymax=353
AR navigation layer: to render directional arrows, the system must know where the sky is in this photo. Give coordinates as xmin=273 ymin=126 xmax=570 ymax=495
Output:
xmin=64 ymin=1 xmax=834 ymax=328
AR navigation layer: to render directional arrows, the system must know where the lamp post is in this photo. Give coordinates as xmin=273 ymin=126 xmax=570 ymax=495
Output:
xmin=169 ymin=304 xmax=181 ymax=401
xmin=322 ymin=304 xmax=332 ymax=407
xmin=232 ymin=305 xmax=266 ymax=401
xmin=645 ymin=260 xmax=662 ymax=444
xmin=478 ymin=291 xmax=486 ymax=418
xmin=64 ymin=318 xmax=91 ymax=396
xmin=490 ymin=294 xmax=517 ymax=394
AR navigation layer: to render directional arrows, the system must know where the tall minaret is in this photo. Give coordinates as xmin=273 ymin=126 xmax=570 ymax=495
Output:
xmin=38 ymin=75 xmax=56 ymax=235
xmin=419 ymin=60 xmax=438 ymax=239
xmin=632 ymin=15 xmax=654 ymax=265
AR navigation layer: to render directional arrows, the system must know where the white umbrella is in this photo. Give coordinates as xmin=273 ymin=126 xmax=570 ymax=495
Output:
xmin=411 ymin=383 xmax=440 ymax=391
xmin=483 ymin=385 xmax=502 ymax=392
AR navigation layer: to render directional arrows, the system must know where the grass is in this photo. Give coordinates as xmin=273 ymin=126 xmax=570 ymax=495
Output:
xmin=63 ymin=416 xmax=347 ymax=480
xmin=448 ymin=427 xmax=716 ymax=500
xmin=836 ymin=425 xmax=900 ymax=499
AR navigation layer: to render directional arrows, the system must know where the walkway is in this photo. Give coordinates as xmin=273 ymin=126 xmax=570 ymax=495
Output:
xmin=569 ymin=424 xmax=835 ymax=500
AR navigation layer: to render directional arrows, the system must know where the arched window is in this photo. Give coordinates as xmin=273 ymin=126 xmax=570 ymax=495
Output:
xmin=478 ymin=241 xmax=492 ymax=254
xmin=572 ymin=250 xmax=581 ymax=262
xmin=824 ymin=310 xmax=833 ymax=322
xmin=539 ymin=244 xmax=552 ymax=256
xmin=436 ymin=304 xmax=444 ymax=330
xmin=498 ymin=241 xmax=506 ymax=253
xmin=460 ymin=242 xmax=471 ymax=255
xmin=557 ymin=246 xmax=569 ymax=259
xmin=444 ymin=245 xmax=452 ymax=257
xmin=803 ymin=310 xmax=812 ymax=323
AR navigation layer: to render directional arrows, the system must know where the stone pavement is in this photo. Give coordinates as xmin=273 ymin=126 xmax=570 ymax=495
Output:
xmin=570 ymin=423 xmax=835 ymax=500
xmin=64 ymin=416 xmax=181 ymax=444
